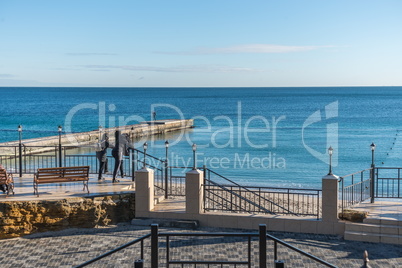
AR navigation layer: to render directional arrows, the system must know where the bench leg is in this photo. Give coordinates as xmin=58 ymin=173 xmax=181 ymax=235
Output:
xmin=33 ymin=183 xmax=39 ymax=197
xmin=83 ymin=181 xmax=89 ymax=194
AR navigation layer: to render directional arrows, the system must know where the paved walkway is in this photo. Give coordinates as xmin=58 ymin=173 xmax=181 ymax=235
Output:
xmin=352 ymin=199 xmax=402 ymax=222
xmin=1 ymin=224 xmax=401 ymax=268
xmin=0 ymin=174 xmax=135 ymax=201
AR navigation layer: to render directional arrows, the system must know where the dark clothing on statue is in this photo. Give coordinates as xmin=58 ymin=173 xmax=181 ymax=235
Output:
xmin=112 ymin=131 xmax=134 ymax=182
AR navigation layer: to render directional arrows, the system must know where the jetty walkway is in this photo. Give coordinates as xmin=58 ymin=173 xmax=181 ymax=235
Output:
xmin=0 ymin=119 xmax=193 ymax=155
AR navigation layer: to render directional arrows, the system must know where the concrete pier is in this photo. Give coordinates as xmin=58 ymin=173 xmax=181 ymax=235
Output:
xmin=0 ymin=119 xmax=193 ymax=155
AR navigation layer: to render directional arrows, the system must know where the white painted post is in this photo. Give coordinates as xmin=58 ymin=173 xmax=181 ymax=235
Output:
xmin=322 ymin=174 xmax=340 ymax=222
xmin=135 ymin=167 xmax=154 ymax=216
xmin=186 ymin=169 xmax=204 ymax=214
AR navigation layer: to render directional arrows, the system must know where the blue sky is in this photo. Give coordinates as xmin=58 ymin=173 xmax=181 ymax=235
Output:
xmin=0 ymin=0 xmax=401 ymax=87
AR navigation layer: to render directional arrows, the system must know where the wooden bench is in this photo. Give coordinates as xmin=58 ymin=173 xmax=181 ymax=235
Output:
xmin=0 ymin=168 xmax=15 ymax=196
xmin=34 ymin=166 xmax=90 ymax=197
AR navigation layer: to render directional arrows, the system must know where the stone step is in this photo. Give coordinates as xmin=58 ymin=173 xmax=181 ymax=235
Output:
xmin=345 ymin=222 xmax=401 ymax=235
xmin=344 ymin=231 xmax=402 ymax=245
xmin=131 ymin=218 xmax=199 ymax=229
xmin=363 ymin=218 xmax=402 ymax=226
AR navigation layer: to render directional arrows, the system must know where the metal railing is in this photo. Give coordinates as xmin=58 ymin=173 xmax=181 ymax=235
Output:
xmin=204 ymin=168 xmax=321 ymax=218
xmin=74 ymin=224 xmax=337 ymax=268
xmin=339 ymin=168 xmax=372 ymax=211
xmin=375 ymin=167 xmax=402 ymax=198
xmin=204 ymin=181 xmax=321 ymax=218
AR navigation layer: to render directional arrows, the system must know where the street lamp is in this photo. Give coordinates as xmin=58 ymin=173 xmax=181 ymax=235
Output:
xmin=192 ymin=143 xmax=197 ymax=170
xmin=18 ymin=125 xmax=22 ymax=177
xmin=370 ymin=142 xmax=376 ymax=167
xmin=370 ymin=142 xmax=376 ymax=203
xmin=165 ymin=140 xmax=169 ymax=162
xmin=143 ymin=142 xmax=148 ymax=168
xmin=58 ymin=125 xmax=63 ymax=167
xmin=164 ymin=140 xmax=169 ymax=199
xmin=328 ymin=146 xmax=333 ymax=175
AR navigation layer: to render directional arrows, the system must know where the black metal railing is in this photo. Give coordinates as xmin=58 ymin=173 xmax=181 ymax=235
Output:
xmin=375 ymin=167 xmax=402 ymax=198
xmin=204 ymin=181 xmax=322 ymax=218
xmin=74 ymin=224 xmax=337 ymax=268
xmin=339 ymin=168 xmax=372 ymax=211
xmin=203 ymin=168 xmax=321 ymax=218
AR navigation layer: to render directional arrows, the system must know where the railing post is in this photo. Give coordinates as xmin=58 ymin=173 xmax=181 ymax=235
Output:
xmin=131 ymin=149 xmax=135 ymax=182
xmin=370 ymin=166 xmax=375 ymax=203
xmin=135 ymin=167 xmax=155 ymax=217
xmin=151 ymin=224 xmax=158 ymax=268
xmin=186 ymin=168 xmax=204 ymax=214
xmin=259 ymin=224 xmax=267 ymax=268
xmin=18 ymin=143 xmax=22 ymax=177
xmin=164 ymin=159 xmax=168 ymax=199
xmin=322 ymin=174 xmax=339 ymax=222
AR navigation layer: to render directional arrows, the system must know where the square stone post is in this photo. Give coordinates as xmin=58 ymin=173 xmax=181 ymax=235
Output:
xmin=186 ymin=169 xmax=204 ymax=215
xmin=322 ymin=174 xmax=339 ymax=222
xmin=135 ymin=167 xmax=154 ymax=216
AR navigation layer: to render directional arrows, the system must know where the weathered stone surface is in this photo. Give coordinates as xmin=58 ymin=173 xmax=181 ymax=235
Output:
xmin=0 ymin=193 xmax=135 ymax=239
xmin=339 ymin=209 xmax=368 ymax=222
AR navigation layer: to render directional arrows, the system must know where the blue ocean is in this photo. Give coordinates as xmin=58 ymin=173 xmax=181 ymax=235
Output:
xmin=1 ymin=87 xmax=402 ymax=188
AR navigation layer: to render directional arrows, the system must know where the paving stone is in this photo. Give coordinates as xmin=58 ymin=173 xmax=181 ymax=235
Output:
xmin=0 ymin=224 xmax=401 ymax=267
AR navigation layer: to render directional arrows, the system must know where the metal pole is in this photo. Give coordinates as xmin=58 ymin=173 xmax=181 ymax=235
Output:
xmin=151 ymin=224 xmax=158 ymax=268
xmin=193 ymin=150 xmax=196 ymax=170
xmin=165 ymin=145 xmax=168 ymax=199
xmin=259 ymin=224 xmax=267 ymax=268
xmin=328 ymin=154 xmax=332 ymax=175
xmin=18 ymin=128 xmax=22 ymax=177
xmin=371 ymin=149 xmax=375 ymax=203
xmin=131 ymin=149 xmax=135 ymax=182
xmin=58 ymin=131 xmax=62 ymax=167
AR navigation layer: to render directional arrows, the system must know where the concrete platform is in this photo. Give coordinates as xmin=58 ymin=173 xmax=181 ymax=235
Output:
xmin=351 ymin=199 xmax=402 ymax=222
xmin=0 ymin=174 xmax=135 ymax=201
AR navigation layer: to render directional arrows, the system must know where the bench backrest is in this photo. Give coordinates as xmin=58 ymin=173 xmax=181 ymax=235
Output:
xmin=0 ymin=168 xmax=9 ymax=180
xmin=36 ymin=166 xmax=90 ymax=180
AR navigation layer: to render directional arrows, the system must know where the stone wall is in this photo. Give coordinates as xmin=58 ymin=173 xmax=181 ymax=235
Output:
xmin=0 ymin=193 xmax=135 ymax=239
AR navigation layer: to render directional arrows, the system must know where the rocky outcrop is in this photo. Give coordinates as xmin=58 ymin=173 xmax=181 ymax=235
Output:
xmin=0 ymin=193 xmax=135 ymax=239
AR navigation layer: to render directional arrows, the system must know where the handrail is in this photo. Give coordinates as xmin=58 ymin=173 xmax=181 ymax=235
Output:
xmin=75 ymin=227 xmax=337 ymax=267
xmin=204 ymin=178 xmax=275 ymax=214
xmin=339 ymin=168 xmax=372 ymax=180
xmin=206 ymin=168 xmax=297 ymax=216
xmin=265 ymin=233 xmax=337 ymax=268
xmin=73 ymin=233 xmax=151 ymax=268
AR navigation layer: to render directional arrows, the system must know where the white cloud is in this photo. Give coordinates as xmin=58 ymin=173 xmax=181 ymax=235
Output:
xmin=81 ymin=64 xmax=259 ymax=73
xmin=156 ymin=44 xmax=334 ymax=55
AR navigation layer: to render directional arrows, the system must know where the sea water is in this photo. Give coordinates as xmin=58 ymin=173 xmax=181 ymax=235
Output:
xmin=1 ymin=87 xmax=402 ymax=188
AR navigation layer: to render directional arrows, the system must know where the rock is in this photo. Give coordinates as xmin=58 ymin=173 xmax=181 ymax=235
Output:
xmin=0 ymin=193 xmax=135 ymax=239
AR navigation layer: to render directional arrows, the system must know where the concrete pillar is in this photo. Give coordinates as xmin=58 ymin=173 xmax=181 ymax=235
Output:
xmin=135 ymin=167 xmax=154 ymax=216
xmin=186 ymin=169 xmax=204 ymax=215
xmin=322 ymin=174 xmax=340 ymax=222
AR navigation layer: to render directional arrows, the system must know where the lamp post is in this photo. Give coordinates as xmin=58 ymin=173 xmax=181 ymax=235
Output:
xmin=18 ymin=125 xmax=22 ymax=177
xmin=192 ymin=143 xmax=197 ymax=170
xmin=58 ymin=125 xmax=63 ymax=167
xmin=164 ymin=140 xmax=169 ymax=198
xmin=328 ymin=146 xmax=333 ymax=175
xmin=370 ymin=142 xmax=376 ymax=203
xmin=143 ymin=142 xmax=148 ymax=168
